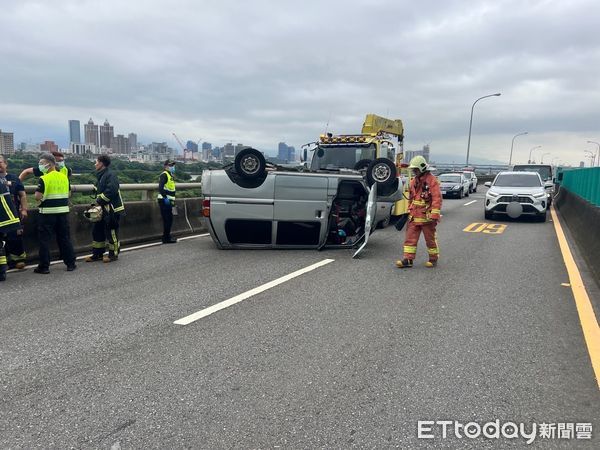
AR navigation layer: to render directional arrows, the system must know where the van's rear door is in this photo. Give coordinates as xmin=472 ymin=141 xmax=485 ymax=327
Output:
xmin=352 ymin=183 xmax=377 ymax=258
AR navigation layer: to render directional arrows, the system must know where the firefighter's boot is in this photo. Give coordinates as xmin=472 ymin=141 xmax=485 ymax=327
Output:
xmin=395 ymin=258 xmax=413 ymax=268
xmin=425 ymin=260 xmax=437 ymax=268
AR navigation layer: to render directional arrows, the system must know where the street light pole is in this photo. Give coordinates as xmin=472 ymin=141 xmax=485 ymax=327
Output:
xmin=584 ymin=150 xmax=596 ymax=167
xmin=587 ymin=140 xmax=600 ymax=167
xmin=466 ymin=92 xmax=501 ymax=166
xmin=528 ymin=145 xmax=541 ymax=164
xmin=540 ymin=152 xmax=550 ymax=164
xmin=509 ymin=131 xmax=528 ymax=166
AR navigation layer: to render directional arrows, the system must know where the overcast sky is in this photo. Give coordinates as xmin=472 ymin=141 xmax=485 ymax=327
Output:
xmin=1 ymin=0 xmax=599 ymax=165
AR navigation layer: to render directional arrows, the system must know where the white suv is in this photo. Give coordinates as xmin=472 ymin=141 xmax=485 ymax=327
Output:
xmin=463 ymin=171 xmax=478 ymax=193
xmin=484 ymin=171 xmax=548 ymax=222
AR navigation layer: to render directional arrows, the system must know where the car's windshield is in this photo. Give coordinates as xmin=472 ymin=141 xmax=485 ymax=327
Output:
xmin=310 ymin=144 xmax=376 ymax=170
xmin=439 ymin=175 xmax=462 ymax=183
xmin=512 ymin=165 xmax=552 ymax=181
xmin=494 ymin=174 xmax=542 ymax=187
xmin=463 ymin=172 xmax=473 ymax=179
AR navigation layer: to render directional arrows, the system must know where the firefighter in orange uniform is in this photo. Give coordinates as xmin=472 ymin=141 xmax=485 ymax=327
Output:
xmin=396 ymin=155 xmax=442 ymax=268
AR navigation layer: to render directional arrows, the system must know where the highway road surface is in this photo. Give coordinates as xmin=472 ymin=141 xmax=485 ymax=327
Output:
xmin=1 ymin=189 xmax=599 ymax=448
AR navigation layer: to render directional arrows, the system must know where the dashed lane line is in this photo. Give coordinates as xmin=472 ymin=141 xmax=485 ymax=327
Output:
xmin=7 ymin=233 xmax=210 ymax=273
xmin=463 ymin=200 xmax=477 ymax=206
xmin=174 ymin=258 xmax=336 ymax=325
xmin=551 ymin=206 xmax=600 ymax=389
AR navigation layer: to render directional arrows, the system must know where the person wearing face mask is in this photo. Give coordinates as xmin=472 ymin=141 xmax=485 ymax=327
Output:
xmin=157 ymin=160 xmax=177 ymax=244
xmin=85 ymin=154 xmax=125 ymax=263
xmin=33 ymin=153 xmax=76 ymax=274
xmin=0 ymin=155 xmax=28 ymax=270
xmin=19 ymin=150 xmax=72 ymax=181
xmin=395 ymin=155 xmax=442 ymax=269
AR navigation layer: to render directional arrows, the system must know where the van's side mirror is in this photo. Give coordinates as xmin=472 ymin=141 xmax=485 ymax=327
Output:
xmin=484 ymin=182 xmax=492 ymax=187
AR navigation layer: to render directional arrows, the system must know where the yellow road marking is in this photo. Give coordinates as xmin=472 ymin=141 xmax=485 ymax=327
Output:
xmin=551 ymin=206 xmax=600 ymax=389
xmin=463 ymin=222 xmax=507 ymax=234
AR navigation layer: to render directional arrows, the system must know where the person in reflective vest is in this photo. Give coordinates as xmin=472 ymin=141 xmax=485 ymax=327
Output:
xmin=396 ymin=155 xmax=442 ymax=268
xmin=157 ymin=159 xmax=177 ymax=244
xmin=85 ymin=154 xmax=125 ymax=263
xmin=0 ymin=174 xmax=22 ymax=281
xmin=33 ymin=153 xmax=76 ymax=274
xmin=19 ymin=150 xmax=72 ymax=181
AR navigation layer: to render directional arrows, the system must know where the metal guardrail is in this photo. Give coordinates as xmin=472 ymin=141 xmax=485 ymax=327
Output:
xmin=24 ymin=182 xmax=202 ymax=200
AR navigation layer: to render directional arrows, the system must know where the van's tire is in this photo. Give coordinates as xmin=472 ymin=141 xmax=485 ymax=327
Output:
xmin=234 ymin=148 xmax=266 ymax=179
xmin=366 ymin=158 xmax=397 ymax=187
xmin=354 ymin=159 xmax=372 ymax=171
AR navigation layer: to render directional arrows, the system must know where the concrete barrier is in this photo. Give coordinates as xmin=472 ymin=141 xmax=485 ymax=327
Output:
xmin=18 ymin=198 xmax=206 ymax=263
xmin=555 ymin=187 xmax=600 ymax=283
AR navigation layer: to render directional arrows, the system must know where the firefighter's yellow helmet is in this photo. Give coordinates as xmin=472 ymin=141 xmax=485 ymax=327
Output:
xmin=408 ymin=155 xmax=429 ymax=173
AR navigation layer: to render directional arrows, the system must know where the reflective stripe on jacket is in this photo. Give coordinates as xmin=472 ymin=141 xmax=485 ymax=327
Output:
xmin=95 ymin=167 xmax=125 ymax=213
xmin=39 ymin=171 xmax=70 ymax=214
xmin=408 ymin=172 xmax=442 ymax=222
xmin=157 ymin=170 xmax=176 ymax=200
xmin=0 ymin=188 xmax=21 ymax=230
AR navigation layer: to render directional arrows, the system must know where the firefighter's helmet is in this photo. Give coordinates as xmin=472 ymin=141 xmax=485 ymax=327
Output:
xmin=408 ymin=155 xmax=429 ymax=173
xmin=83 ymin=204 xmax=103 ymax=222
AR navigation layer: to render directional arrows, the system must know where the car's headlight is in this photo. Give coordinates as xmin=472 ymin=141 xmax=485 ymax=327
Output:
xmin=533 ymin=192 xmax=546 ymax=198
xmin=453 ymin=185 xmax=460 ymax=190
xmin=487 ymin=191 xmax=499 ymax=197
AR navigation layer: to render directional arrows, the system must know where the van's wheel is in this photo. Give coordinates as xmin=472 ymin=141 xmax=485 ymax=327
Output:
xmin=366 ymin=158 xmax=397 ymax=187
xmin=353 ymin=159 xmax=372 ymax=172
xmin=234 ymin=148 xmax=266 ymax=179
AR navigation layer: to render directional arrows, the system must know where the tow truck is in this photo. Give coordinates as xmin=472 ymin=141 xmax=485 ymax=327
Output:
xmin=301 ymin=114 xmax=410 ymax=227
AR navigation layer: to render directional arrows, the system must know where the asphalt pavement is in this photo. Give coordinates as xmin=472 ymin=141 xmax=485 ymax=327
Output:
xmin=1 ymin=189 xmax=598 ymax=448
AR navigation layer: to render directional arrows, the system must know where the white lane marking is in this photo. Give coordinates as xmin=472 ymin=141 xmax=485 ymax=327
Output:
xmin=7 ymin=233 xmax=210 ymax=272
xmin=463 ymin=200 xmax=477 ymax=206
xmin=174 ymin=258 xmax=336 ymax=326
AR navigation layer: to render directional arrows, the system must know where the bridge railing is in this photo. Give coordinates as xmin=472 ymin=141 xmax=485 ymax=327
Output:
xmin=24 ymin=182 xmax=202 ymax=200
xmin=560 ymin=167 xmax=600 ymax=207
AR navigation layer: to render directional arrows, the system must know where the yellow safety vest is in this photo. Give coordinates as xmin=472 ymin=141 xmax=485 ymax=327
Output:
xmin=157 ymin=170 xmax=176 ymax=201
xmin=39 ymin=171 xmax=70 ymax=214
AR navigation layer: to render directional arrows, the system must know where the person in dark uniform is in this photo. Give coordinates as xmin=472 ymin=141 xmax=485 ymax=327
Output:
xmin=85 ymin=154 xmax=125 ymax=263
xmin=33 ymin=153 xmax=76 ymax=274
xmin=157 ymin=159 xmax=177 ymax=244
xmin=0 ymin=169 xmax=22 ymax=282
xmin=0 ymin=155 xmax=28 ymax=269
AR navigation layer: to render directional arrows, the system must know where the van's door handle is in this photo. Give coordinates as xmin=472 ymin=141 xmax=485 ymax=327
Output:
xmin=316 ymin=210 xmax=323 ymax=219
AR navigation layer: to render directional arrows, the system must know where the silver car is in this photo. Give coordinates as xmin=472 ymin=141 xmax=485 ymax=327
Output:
xmin=201 ymin=149 xmax=401 ymax=257
xmin=438 ymin=173 xmax=470 ymax=199
xmin=484 ymin=171 xmax=548 ymax=221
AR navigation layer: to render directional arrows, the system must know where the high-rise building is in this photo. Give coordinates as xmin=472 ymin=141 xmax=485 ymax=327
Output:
xmin=68 ymin=120 xmax=81 ymax=144
xmin=222 ymin=143 xmax=234 ymax=157
xmin=186 ymin=140 xmax=199 ymax=153
xmin=278 ymin=142 xmax=295 ymax=162
xmin=113 ymin=134 xmax=129 ymax=154
xmin=84 ymin=118 xmax=99 ymax=146
xmin=128 ymin=133 xmax=137 ymax=152
xmin=202 ymin=142 xmax=212 ymax=161
xmin=99 ymin=119 xmax=114 ymax=149
xmin=40 ymin=141 xmax=59 ymax=153
xmin=0 ymin=130 xmax=15 ymax=155
xmin=234 ymin=143 xmax=247 ymax=156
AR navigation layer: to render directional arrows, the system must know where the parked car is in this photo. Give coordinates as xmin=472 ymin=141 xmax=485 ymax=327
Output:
xmin=462 ymin=171 xmax=478 ymax=193
xmin=484 ymin=171 xmax=548 ymax=221
xmin=511 ymin=164 xmax=554 ymax=206
xmin=201 ymin=148 xmax=402 ymax=257
xmin=438 ymin=173 xmax=470 ymax=199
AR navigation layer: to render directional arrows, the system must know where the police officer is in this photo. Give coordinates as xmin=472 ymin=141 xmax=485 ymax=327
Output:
xmin=0 ymin=170 xmax=22 ymax=281
xmin=0 ymin=155 xmax=28 ymax=269
xmin=33 ymin=153 xmax=76 ymax=274
xmin=85 ymin=154 xmax=125 ymax=263
xmin=19 ymin=150 xmax=72 ymax=181
xmin=158 ymin=159 xmax=177 ymax=244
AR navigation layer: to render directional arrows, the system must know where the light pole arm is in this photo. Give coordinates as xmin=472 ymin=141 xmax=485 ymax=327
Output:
xmin=466 ymin=93 xmax=501 ymax=166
